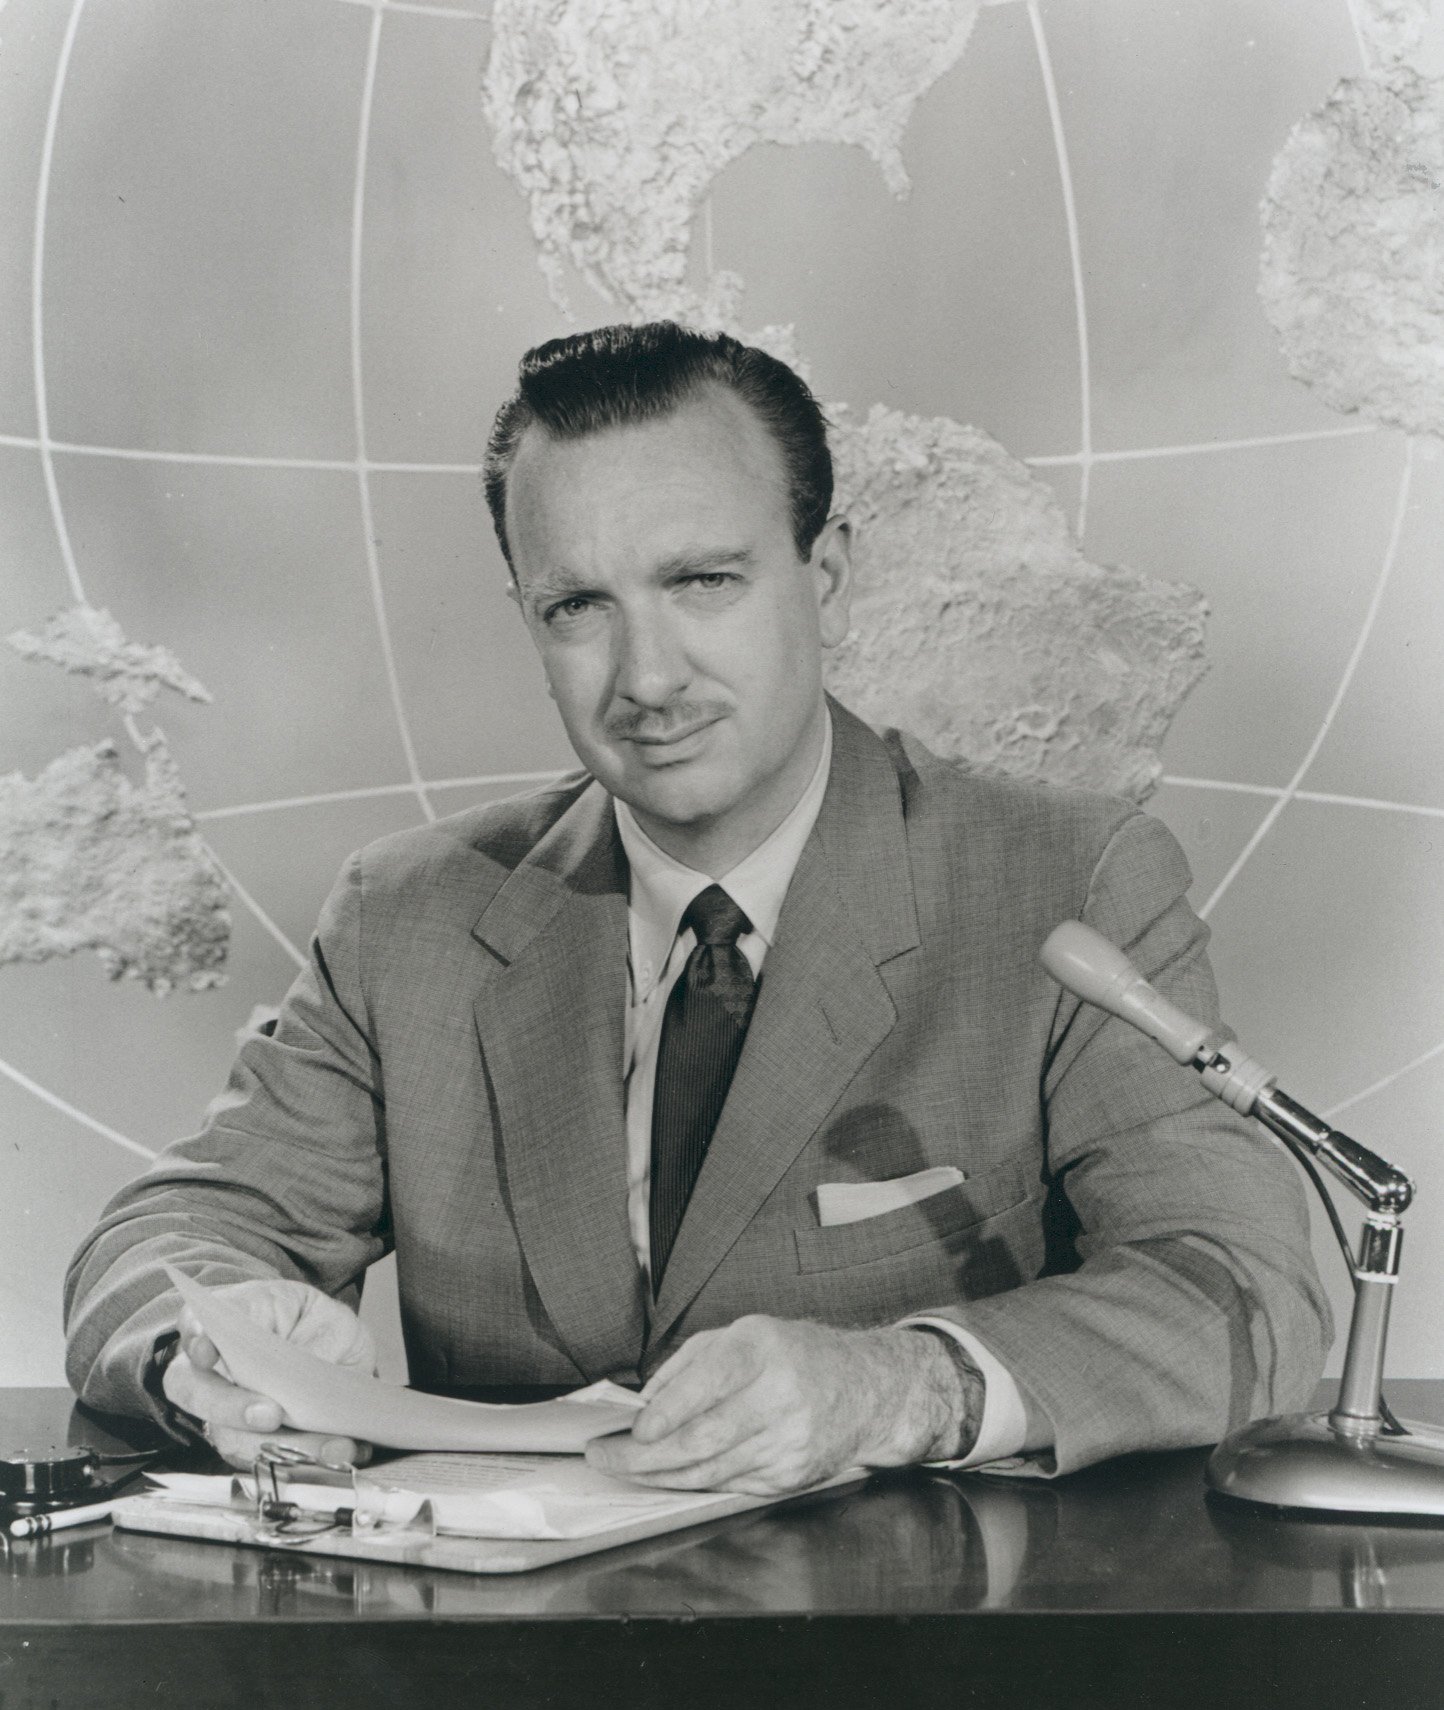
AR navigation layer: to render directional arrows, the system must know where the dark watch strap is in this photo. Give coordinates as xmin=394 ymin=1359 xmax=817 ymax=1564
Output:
xmin=143 ymin=1329 xmax=207 ymax=1445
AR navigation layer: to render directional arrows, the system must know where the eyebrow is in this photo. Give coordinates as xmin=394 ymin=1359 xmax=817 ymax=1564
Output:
xmin=652 ymin=546 xmax=756 ymax=577
xmin=521 ymin=568 xmax=594 ymax=602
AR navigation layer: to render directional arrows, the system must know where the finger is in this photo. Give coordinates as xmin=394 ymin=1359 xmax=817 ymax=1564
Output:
xmin=587 ymin=1427 xmax=774 ymax=1493
xmin=176 ymin=1306 xmax=221 ymax=1372
xmin=164 ymin=1351 xmax=285 ymax=1434
xmin=633 ymin=1352 xmax=768 ymax=1445
xmin=637 ymin=1333 xmax=711 ymax=1404
xmin=257 ymin=1431 xmax=373 ymax=1469
xmin=590 ymin=1392 xmax=768 ymax=1476
xmin=293 ymin=1298 xmax=376 ymax=1369
xmin=208 ymin=1425 xmax=373 ymax=1474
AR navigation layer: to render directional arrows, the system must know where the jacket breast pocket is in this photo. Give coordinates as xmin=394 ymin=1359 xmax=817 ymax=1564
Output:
xmin=792 ymin=1161 xmax=1033 ymax=1275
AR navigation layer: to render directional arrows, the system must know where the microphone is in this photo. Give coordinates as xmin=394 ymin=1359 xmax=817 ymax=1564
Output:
xmin=1040 ymin=921 xmax=1444 ymax=1517
xmin=1039 ymin=920 xmax=1411 ymax=1215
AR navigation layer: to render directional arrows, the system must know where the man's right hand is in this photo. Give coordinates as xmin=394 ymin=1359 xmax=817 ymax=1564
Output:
xmin=162 ymin=1277 xmax=378 ymax=1471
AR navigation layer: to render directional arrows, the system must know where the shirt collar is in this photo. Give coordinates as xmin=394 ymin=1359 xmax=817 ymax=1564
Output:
xmin=615 ymin=709 xmax=833 ymax=998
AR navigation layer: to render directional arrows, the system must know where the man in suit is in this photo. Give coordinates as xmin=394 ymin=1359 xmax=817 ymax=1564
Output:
xmin=64 ymin=323 xmax=1331 ymax=1492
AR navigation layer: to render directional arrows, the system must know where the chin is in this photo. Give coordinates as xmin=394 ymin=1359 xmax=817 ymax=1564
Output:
xmin=624 ymin=779 xmax=723 ymax=830
xmin=615 ymin=763 xmax=735 ymax=831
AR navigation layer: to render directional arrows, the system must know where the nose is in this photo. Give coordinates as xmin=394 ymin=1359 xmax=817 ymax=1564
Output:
xmin=612 ymin=605 xmax=689 ymax=708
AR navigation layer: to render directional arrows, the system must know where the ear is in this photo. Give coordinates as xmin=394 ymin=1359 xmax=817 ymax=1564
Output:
xmin=507 ymin=575 xmax=555 ymax=695
xmin=810 ymin=515 xmax=853 ymax=650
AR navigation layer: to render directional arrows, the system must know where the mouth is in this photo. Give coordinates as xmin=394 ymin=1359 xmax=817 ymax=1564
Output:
xmin=621 ymin=715 xmax=722 ymax=760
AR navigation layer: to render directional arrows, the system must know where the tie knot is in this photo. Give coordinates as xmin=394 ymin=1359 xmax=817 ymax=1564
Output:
xmin=684 ymin=884 xmax=752 ymax=947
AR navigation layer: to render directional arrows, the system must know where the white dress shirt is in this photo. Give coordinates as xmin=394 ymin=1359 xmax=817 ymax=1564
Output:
xmin=612 ymin=712 xmax=1028 ymax=1468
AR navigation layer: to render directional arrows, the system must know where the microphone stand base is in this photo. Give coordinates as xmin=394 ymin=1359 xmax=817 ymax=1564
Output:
xmin=1206 ymin=1412 xmax=1444 ymax=1519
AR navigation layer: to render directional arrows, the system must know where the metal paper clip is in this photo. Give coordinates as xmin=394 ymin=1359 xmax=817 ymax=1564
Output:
xmin=248 ymin=1443 xmax=435 ymax=1547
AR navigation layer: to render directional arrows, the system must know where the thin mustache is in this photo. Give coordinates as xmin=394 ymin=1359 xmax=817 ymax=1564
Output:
xmin=606 ymin=704 xmax=727 ymax=742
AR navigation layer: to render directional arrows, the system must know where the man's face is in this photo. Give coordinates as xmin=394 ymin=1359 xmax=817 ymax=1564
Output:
xmin=504 ymin=385 xmax=851 ymax=867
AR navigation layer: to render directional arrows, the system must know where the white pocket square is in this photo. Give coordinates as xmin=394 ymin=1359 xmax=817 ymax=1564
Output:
xmin=815 ymin=1165 xmax=966 ymax=1227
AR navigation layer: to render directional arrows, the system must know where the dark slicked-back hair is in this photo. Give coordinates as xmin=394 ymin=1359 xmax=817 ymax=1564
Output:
xmin=483 ymin=322 xmax=833 ymax=569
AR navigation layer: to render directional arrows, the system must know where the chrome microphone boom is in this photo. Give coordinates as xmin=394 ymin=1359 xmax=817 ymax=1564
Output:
xmin=1040 ymin=920 xmax=1413 ymax=1215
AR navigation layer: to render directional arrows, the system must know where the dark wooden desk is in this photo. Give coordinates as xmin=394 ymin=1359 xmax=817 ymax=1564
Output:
xmin=5 ymin=1384 xmax=1444 ymax=1709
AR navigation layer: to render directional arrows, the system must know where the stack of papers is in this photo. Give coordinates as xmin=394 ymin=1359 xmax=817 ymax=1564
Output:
xmin=165 ymin=1266 xmax=642 ymax=1453
xmin=152 ymin=1454 xmax=732 ymax=1542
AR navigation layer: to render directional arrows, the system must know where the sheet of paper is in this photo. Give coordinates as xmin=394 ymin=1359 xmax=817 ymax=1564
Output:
xmin=365 ymin=1451 xmax=728 ymax=1539
xmin=165 ymin=1265 xmax=642 ymax=1453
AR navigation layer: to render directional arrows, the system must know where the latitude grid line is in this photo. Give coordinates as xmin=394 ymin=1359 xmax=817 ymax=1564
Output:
xmin=4 ymin=2 xmax=1437 ymax=1174
xmin=0 ymin=420 xmax=1383 ymax=473
xmin=186 ymin=774 xmax=1444 ymax=827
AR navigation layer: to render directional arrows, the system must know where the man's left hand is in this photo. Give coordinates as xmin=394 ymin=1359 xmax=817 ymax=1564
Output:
xmin=584 ymin=1315 xmax=976 ymax=1495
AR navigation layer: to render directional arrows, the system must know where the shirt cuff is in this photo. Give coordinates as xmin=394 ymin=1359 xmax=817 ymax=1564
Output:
xmin=902 ymin=1316 xmax=1030 ymax=1468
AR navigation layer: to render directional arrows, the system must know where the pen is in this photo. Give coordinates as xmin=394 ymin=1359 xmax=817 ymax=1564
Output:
xmin=8 ymin=1499 xmax=134 ymax=1539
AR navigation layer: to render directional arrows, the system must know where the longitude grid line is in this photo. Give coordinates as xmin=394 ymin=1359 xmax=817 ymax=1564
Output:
xmin=1027 ymin=0 xmax=1092 ymax=539
xmin=334 ymin=0 xmax=489 ymax=17
xmin=32 ymin=0 xmax=87 ymax=604
xmin=1019 ymin=5 xmax=1427 ymax=1126
xmin=203 ymin=848 xmax=308 ymax=972
xmin=20 ymin=0 xmax=305 ymax=1164
xmin=1023 ymin=0 xmax=1431 ymax=1149
xmin=1199 ymin=438 xmax=1416 ymax=920
xmin=1341 ymin=0 xmax=1372 ymax=69
xmin=0 ymin=1055 xmax=158 ymax=1162
xmin=349 ymin=4 xmax=435 ymax=822
xmin=1125 ymin=6 xmax=1424 ymax=1128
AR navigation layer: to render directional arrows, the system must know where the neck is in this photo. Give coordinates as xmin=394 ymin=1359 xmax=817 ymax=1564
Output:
xmin=631 ymin=701 xmax=829 ymax=878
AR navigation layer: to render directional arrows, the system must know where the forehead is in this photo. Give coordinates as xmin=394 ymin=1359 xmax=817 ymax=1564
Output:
xmin=504 ymin=385 xmax=792 ymax=576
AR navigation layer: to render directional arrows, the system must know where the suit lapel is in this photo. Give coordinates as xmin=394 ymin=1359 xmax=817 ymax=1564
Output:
xmin=650 ymin=702 xmax=921 ymax=1342
xmin=472 ymin=784 xmax=647 ymax=1381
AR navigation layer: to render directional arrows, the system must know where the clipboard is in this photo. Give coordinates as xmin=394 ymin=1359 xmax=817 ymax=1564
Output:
xmin=112 ymin=1446 xmax=864 ymax=1575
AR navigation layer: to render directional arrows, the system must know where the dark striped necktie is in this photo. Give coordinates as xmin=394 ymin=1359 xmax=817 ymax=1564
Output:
xmin=649 ymin=884 xmax=758 ymax=1289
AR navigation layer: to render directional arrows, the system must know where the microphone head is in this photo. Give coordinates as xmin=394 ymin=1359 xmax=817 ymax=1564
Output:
xmin=1040 ymin=920 xmax=1213 ymax=1066
xmin=1040 ymin=921 xmax=1141 ymax=1012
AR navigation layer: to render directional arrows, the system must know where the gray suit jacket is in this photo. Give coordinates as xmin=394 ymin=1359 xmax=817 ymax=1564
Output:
xmin=64 ymin=701 xmax=1330 ymax=1473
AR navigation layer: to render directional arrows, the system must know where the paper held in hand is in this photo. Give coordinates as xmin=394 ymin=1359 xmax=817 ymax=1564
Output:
xmin=164 ymin=1265 xmax=642 ymax=1453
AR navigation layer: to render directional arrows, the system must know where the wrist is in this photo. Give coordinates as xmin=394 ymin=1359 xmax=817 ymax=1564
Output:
xmin=856 ymin=1326 xmax=984 ymax=1466
xmin=900 ymin=1326 xmax=985 ymax=1462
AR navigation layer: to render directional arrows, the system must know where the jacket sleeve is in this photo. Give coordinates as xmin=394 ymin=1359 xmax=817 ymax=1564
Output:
xmin=929 ymin=811 xmax=1334 ymax=1475
xmin=63 ymin=854 xmax=390 ymax=1426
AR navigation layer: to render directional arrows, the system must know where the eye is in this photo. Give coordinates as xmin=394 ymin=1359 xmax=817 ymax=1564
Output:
xmin=543 ymin=594 xmax=598 ymax=625
xmin=680 ymin=570 xmax=741 ymax=595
